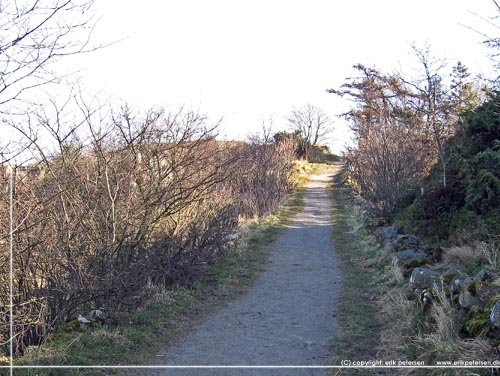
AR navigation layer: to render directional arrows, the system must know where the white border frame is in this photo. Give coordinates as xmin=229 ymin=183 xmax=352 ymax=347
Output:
xmin=2 ymin=365 xmax=500 ymax=370
xmin=9 ymin=167 xmax=14 ymax=376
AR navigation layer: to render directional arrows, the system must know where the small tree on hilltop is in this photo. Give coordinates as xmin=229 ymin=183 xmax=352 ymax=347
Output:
xmin=286 ymin=104 xmax=333 ymax=146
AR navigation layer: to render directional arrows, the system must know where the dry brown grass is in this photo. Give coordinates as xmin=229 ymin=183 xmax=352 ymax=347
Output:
xmin=443 ymin=244 xmax=484 ymax=265
xmin=480 ymin=237 xmax=500 ymax=271
xmin=390 ymin=257 xmax=405 ymax=285
xmin=442 ymin=237 xmax=500 ymax=275
xmin=411 ymin=289 xmax=494 ymax=367
xmin=377 ymin=286 xmax=417 ymax=360
xmin=377 ymin=249 xmax=496 ymax=374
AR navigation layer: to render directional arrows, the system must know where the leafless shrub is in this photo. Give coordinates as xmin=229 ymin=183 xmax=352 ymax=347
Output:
xmin=1 ymin=99 xmax=298 ymax=356
xmin=0 ymin=0 xmax=108 ymax=357
xmin=331 ymin=56 xmax=481 ymax=215
xmin=332 ymin=65 xmax=432 ymax=216
xmin=230 ymin=135 xmax=297 ymax=218
xmin=344 ymin=122 xmax=430 ymax=216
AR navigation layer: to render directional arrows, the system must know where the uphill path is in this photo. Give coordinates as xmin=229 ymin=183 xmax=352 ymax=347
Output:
xmin=139 ymin=165 xmax=342 ymax=376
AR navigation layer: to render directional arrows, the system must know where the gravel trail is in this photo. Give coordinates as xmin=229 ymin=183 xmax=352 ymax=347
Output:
xmin=141 ymin=166 xmax=342 ymax=375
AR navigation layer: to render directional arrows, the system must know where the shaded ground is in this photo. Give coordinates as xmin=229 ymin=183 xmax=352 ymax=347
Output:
xmin=135 ymin=166 xmax=341 ymax=375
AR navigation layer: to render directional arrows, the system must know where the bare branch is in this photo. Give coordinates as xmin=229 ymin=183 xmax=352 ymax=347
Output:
xmin=0 ymin=0 xmax=101 ymax=108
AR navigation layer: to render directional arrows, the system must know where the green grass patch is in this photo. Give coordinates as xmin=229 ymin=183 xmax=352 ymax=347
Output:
xmin=13 ymin=163 xmax=319 ymax=376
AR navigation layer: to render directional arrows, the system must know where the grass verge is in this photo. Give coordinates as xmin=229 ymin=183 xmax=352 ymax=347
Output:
xmin=13 ymin=163 xmax=325 ymax=376
xmin=328 ymin=169 xmax=387 ymax=375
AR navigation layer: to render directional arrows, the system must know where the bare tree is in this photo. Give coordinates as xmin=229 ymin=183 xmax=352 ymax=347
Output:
xmin=247 ymin=115 xmax=275 ymax=145
xmin=475 ymin=0 xmax=500 ymax=82
xmin=0 ymin=0 xmax=99 ymax=109
xmin=0 ymin=1 xmax=102 ymax=350
xmin=402 ymin=45 xmax=482 ymax=188
xmin=330 ymin=64 xmax=431 ymax=215
xmin=329 ymin=53 xmax=483 ymax=214
xmin=286 ymin=104 xmax=333 ymax=145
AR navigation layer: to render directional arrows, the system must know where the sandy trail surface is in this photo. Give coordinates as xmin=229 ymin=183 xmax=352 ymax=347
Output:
xmin=137 ymin=166 xmax=342 ymax=375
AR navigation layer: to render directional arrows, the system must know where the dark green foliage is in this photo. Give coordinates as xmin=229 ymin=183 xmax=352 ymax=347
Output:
xmin=397 ymin=92 xmax=500 ymax=241
xmin=401 ymin=186 xmax=465 ymax=240
xmin=448 ymin=209 xmax=486 ymax=241
xmin=457 ymin=96 xmax=500 ymax=216
xmin=459 ymin=96 xmax=500 ymax=219
xmin=463 ymin=97 xmax=500 ymax=152
xmin=465 ymin=142 xmax=500 ymax=213
xmin=416 ymin=187 xmax=465 ymax=220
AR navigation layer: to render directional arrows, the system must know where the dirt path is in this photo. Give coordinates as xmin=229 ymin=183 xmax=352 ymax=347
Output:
xmin=141 ymin=166 xmax=342 ymax=375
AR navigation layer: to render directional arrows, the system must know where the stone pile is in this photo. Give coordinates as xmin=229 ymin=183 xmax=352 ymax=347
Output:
xmin=374 ymin=224 xmax=500 ymax=337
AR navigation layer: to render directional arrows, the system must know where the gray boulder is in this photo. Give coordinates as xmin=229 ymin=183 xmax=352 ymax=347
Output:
xmin=459 ymin=291 xmax=480 ymax=308
xmin=374 ymin=226 xmax=400 ymax=247
xmin=450 ymin=273 xmax=469 ymax=295
xmin=475 ymin=269 xmax=497 ymax=282
xmin=391 ymin=234 xmax=421 ymax=252
xmin=442 ymin=260 xmax=463 ymax=277
xmin=457 ymin=270 xmax=500 ymax=308
xmin=475 ymin=282 xmax=500 ymax=305
xmin=490 ymin=301 xmax=500 ymax=327
xmin=395 ymin=250 xmax=432 ymax=273
xmin=459 ymin=277 xmax=482 ymax=308
xmin=410 ymin=267 xmax=443 ymax=289
xmin=90 ymin=309 xmax=106 ymax=322
xmin=395 ymin=249 xmax=429 ymax=265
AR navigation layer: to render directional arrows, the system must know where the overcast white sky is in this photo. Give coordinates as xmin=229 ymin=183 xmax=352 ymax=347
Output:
xmin=76 ymin=0 xmax=498 ymax=153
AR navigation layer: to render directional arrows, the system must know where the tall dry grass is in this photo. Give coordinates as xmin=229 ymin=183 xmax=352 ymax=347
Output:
xmin=378 ymin=254 xmax=496 ymax=373
xmin=411 ymin=288 xmax=494 ymax=368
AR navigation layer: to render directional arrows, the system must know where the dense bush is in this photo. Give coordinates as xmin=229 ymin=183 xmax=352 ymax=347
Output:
xmin=397 ymin=92 xmax=500 ymax=241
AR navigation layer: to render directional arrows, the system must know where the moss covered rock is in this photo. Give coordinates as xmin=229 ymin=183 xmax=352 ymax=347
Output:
xmin=396 ymin=250 xmax=433 ymax=277
xmin=475 ymin=282 xmax=500 ymax=305
xmin=464 ymin=305 xmax=491 ymax=337
xmin=442 ymin=260 xmax=464 ymax=277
